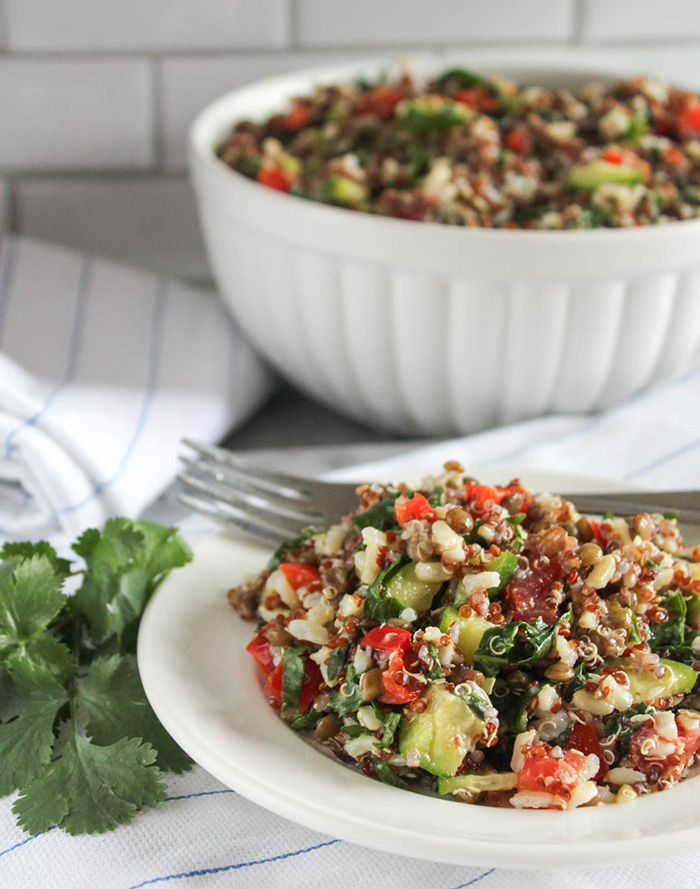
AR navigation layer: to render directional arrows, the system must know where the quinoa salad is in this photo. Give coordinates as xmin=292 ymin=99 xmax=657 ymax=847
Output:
xmin=217 ymin=67 xmax=700 ymax=229
xmin=229 ymin=464 xmax=700 ymax=811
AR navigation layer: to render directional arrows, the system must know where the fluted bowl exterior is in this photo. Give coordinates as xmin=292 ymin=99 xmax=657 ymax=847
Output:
xmin=190 ymin=56 xmax=700 ymax=436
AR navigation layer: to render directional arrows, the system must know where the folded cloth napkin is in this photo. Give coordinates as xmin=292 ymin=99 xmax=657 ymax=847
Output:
xmin=0 ymin=236 xmax=273 ymax=538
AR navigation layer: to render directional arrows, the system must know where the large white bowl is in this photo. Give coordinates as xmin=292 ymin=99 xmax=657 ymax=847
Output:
xmin=190 ymin=55 xmax=700 ymax=436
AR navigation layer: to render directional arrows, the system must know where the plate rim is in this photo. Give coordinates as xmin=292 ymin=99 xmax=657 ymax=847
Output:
xmin=138 ymin=465 xmax=700 ymax=869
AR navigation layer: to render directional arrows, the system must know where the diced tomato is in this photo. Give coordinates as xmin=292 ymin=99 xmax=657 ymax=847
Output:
xmin=602 ymin=146 xmax=623 ymax=164
xmin=678 ymin=719 xmax=700 ymax=760
xmin=678 ymin=102 xmax=700 ymax=139
xmin=379 ymin=650 xmax=425 ymax=705
xmin=264 ymin=661 xmax=284 ymax=710
xmin=565 ymin=723 xmax=607 ymax=780
xmin=663 ymin=145 xmax=687 ymax=166
xmin=283 ymin=102 xmax=312 ymax=131
xmin=362 ymin=625 xmax=413 ymax=653
xmin=504 ymin=560 xmax=562 ymax=624
xmin=355 ymin=85 xmax=405 ymax=119
xmin=394 ymin=492 xmax=436 ymax=528
xmin=589 ymin=520 xmax=606 ymax=548
xmin=518 ymin=744 xmax=589 ymax=795
xmin=455 ymin=87 xmax=500 ymax=113
xmin=246 ymin=624 xmax=274 ymax=673
xmin=256 ymin=165 xmax=294 ymax=193
xmin=300 ymin=659 xmax=323 ymax=712
xmin=263 ymin=657 xmax=322 ymax=713
xmin=465 ymin=483 xmax=529 ymax=513
xmin=279 ymin=562 xmax=321 ymax=589
xmin=654 ymin=115 xmax=673 ymax=137
xmin=504 ymin=129 xmax=531 ymax=154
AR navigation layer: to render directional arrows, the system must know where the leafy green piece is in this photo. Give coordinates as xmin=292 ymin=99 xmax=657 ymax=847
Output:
xmin=0 ymin=554 xmax=66 ymax=647
xmin=0 ymin=541 xmax=72 ymax=580
xmin=281 ymin=646 xmax=306 ymax=715
xmin=428 ymin=487 xmax=444 ymax=508
xmin=0 ymin=657 xmax=69 ymax=795
xmin=285 ymin=710 xmax=325 ymax=732
xmin=648 ymin=590 xmax=686 ymax=653
xmin=327 ymin=644 xmax=349 ymax=682
xmin=351 ymin=494 xmax=399 ymax=532
xmin=79 ymin=655 xmax=191 ymax=773
xmin=6 ymin=635 xmax=76 ymax=685
xmin=73 ymin=519 xmax=191 ymax=641
xmin=437 ymin=67 xmax=500 ymax=98
xmin=426 ymin=643 xmax=444 ymax=680
xmin=475 ymin=618 xmax=557 ymax=676
xmin=372 ymin=758 xmax=406 ymax=789
xmin=330 ymin=664 xmax=363 ymax=716
xmin=603 ymin=704 xmax=653 ymax=756
xmin=625 ymin=116 xmax=648 ymax=144
xmin=13 ymin=735 xmax=166 ymax=836
xmin=491 ymin=679 xmax=540 ymax=733
xmin=364 ymin=558 xmax=408 ymax=623
xmin=372 ymin=703 xmax=401 ymax=748
xmin=267 ymin=527 xmax=321 ymax=572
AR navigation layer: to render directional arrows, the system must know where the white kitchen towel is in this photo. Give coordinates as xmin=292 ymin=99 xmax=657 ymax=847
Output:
xmin=0 ymin=236 xmax=273 ymax=538
xmin=3 ymin=324 xmax=700 ymax=887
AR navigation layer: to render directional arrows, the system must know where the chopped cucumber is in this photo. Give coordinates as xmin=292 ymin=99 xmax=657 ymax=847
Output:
xmin=323 ymin=175 xmax=368 ymax=207
xmin=568 ymin=160 xmax=644 ymax=191
xmin=440 ymin=606 xmax=495 ymax=664
xmin=384 ymin=562 xmax=443 ymax=614
xmin=397 ymin=96 xmax=471 ymax=134
xmin=608 ymin=656 xmax=697 ymax=703
xmin=438 ymin=772 xmax=518 ymax=797
xmin=399 ymin=683 xmax=484 ymax=777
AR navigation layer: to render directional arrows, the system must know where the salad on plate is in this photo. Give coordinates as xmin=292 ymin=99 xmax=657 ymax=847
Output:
xmin=229 ymin=463 xmax=700 ymax=811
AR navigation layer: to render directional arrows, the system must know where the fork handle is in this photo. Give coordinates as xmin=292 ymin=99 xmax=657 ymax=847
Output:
xmin=561 ymin=490 xmax=700 ymax=523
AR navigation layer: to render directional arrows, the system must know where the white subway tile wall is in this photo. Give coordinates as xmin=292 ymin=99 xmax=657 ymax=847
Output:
xmin=0 ymin=59 xmax=152 ymax=171
xmin=5 ymin=0 xmax=290 ymax=51
xmin=0 ymin=179 xmax=8 ymax=236
xmin=297 ymin=0 xmax=575 ymax=46
xmin=0 ymin=0 xmax=700 ymax=279
xmin=581 ymin=0 xmax=700 ymax=42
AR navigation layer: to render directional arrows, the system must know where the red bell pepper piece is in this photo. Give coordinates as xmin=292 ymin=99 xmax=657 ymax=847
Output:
xmin=256 ymin=165 xmax=294 ymax=193
xmin=394 ymin=492 xmax=436 ymax=528
xmin=362 ymin=625 xmax=413 ymax=653
xmin=246 ymin=624 xmax=274 ymax=674
xmin=678 ymin=102 xmax=700 ymax=139
xmin=379 ymin=651 xmax=424 ymax=705
xmin=279 ymin=562 xmax=321 ymax=589
xmin=504 ymin=129 xmax=531 ymax=155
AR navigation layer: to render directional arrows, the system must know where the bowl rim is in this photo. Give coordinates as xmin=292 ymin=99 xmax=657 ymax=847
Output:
xmin=189 ymin=52 xmax=700 ymax=244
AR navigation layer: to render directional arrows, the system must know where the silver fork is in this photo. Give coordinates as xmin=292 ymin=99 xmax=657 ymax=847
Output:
xmin=176 ymin=439 xmax=700 ymax=545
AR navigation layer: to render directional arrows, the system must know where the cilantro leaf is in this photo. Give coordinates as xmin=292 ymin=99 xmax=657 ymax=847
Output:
xmin=648 ymin=590 xmax=686 ymax=653
xmin=13 ymin=734 xmax=166 ymax=835
xmin=364 ymin=557 xmax=408 ymax=623
xmin=79 ymin=655 xmax=191 ymax=774
xmin=0 ymin=555 xmax=66 ymax=647
xmin=475 ymin=618 xmax=557 ymax=676
xmin=0 ymin=541 xmax=71 ymax=580
xmin=6 ymin=635 xmax=77 ymax=685
xmin=0 ymin=657 xmax=69 ymax=796
xmin=281 ymin=646 xmax=306 ymax=715
xmin=73 ymin=519 xmax=191 ymax=641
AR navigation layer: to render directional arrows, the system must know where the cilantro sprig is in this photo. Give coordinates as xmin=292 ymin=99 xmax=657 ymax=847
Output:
xmin=0 ymin=519 xmax=193 ymax=836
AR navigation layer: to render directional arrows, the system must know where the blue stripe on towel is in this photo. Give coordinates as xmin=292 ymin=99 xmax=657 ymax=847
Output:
xmin=0 ymin=827 xmax=55 ymax=860
xmin=4 ymin=256 xmax=92 ymax=459
xmin=446 ymin=869 xmax=496 ymax=889
xmin=55 ymin=277 xmax=168 ymax=516
xmin=126 ymin=838 xmax=340 ymax=889
xmin=0 ymin=235 xmax=18 ymax=348
xmin=625 ymin=435 xmax=700 ymax=480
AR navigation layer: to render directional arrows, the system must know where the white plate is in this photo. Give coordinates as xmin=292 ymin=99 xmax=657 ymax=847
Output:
xmin=138 ymin=466 xmax=700 ymax=869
